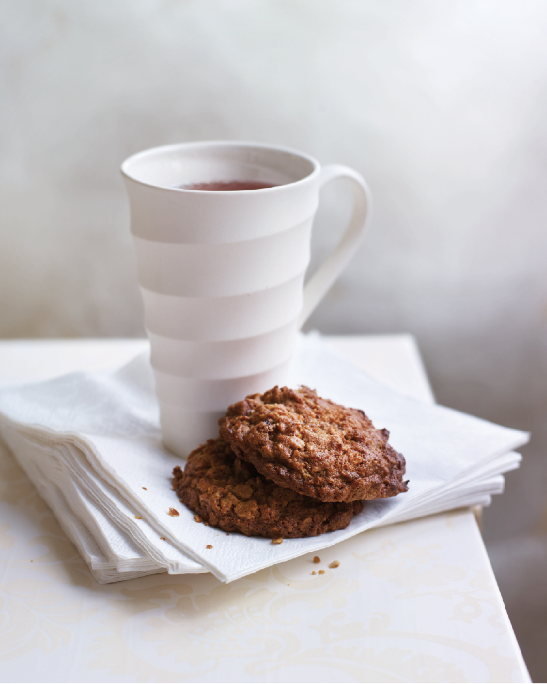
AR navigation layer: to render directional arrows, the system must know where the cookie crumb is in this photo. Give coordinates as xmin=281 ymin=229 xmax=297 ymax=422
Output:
xmin=311 ymin=571 xmax=316 ymax=575
xmin=168 ymin=508 xmax=179 ymax=517
xmin=318 ymin=570 xmax=325 ymax=575
xmin=30 ymin=560 xmax=33 ymax=562
xmin=160 ymin=537 xmax=166 ymax=540
xmin=206 ymin=544 xmax=213 ymax=549
xmin=204 ymin=522 xmax=210 ymax=526
xmin=271 ymin=538 xmax=283 ymax=545
xmin=329 ymin=560 xmax=340 ymax=569
xmin=194 ymin=515 xmax=203 ymax=523
xmin=142 ymin=487 xmax=147 ymax=490
xmin=226 ymin=533 xmax=230 ymax=536
xmin=134 ymin=515 xmax=142 ymax=520
xmin=313 ymin=556 xmax=320 ymax=564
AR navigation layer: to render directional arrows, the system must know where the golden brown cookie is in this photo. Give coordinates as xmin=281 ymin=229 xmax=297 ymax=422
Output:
xmin=173 ymin=438 xmax=365 ymax=538
xmin=219 ymin=386 xmax=408 ymax=503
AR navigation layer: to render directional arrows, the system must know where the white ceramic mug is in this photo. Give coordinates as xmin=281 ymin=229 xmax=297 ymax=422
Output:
xmin=121 ymin=141 xmax=371 ymax=457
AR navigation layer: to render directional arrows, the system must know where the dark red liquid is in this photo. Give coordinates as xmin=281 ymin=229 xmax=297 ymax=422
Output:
xmin=177 ymin=180 xmax=278 ymax=191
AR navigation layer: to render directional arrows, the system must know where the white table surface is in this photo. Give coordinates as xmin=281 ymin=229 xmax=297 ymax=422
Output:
xmin=0 ymin=336 xmax=529 ymax=682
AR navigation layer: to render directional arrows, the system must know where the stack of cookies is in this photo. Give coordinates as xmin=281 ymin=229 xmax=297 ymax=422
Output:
xmin=174 ymin=386 xmax=408 ymax=540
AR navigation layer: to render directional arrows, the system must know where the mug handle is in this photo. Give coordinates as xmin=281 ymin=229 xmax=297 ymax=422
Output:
xmin=299 ymin=164 xmax=372 ymax=327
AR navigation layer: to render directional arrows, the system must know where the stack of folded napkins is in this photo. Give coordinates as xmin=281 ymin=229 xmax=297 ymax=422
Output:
xmin=0 ymin=335 xmax=528 ymax=584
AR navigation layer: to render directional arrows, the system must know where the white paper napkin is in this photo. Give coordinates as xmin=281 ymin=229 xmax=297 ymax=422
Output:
xmin=0 ymin=334 xmax=529 ymax=583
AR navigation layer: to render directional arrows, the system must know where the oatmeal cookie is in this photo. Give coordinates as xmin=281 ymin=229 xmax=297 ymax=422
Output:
xmin=219 ymin=386 xmax=408 ymax=502
xmin=173 ymin=438 xmax=365 ymax=538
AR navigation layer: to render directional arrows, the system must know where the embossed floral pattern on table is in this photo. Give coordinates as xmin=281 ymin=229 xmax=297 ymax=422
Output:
xmin=354 ymin=536 xmax=505 ymax=632
xmin=87 ymin=526 xmax=520 ymax=682
xmin=0 ymin=438 xmax=526 ymax=682
xmin=0 ymin=443 xmax=97 ymax=660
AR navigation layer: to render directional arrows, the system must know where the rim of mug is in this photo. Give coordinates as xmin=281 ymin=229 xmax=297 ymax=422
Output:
xmin=120 ymin=140 xmax=321 ymax=191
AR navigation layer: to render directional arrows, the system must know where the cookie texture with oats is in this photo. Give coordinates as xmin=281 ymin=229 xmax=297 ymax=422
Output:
xmin=219 ymin=386 xmax=408 ymax=503
xmin=173 ymin=438 xmax=364 ymax=538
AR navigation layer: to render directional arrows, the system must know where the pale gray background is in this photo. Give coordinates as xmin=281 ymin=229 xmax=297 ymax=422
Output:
xmin=1 ymin=0 xmax=546 ymax=678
